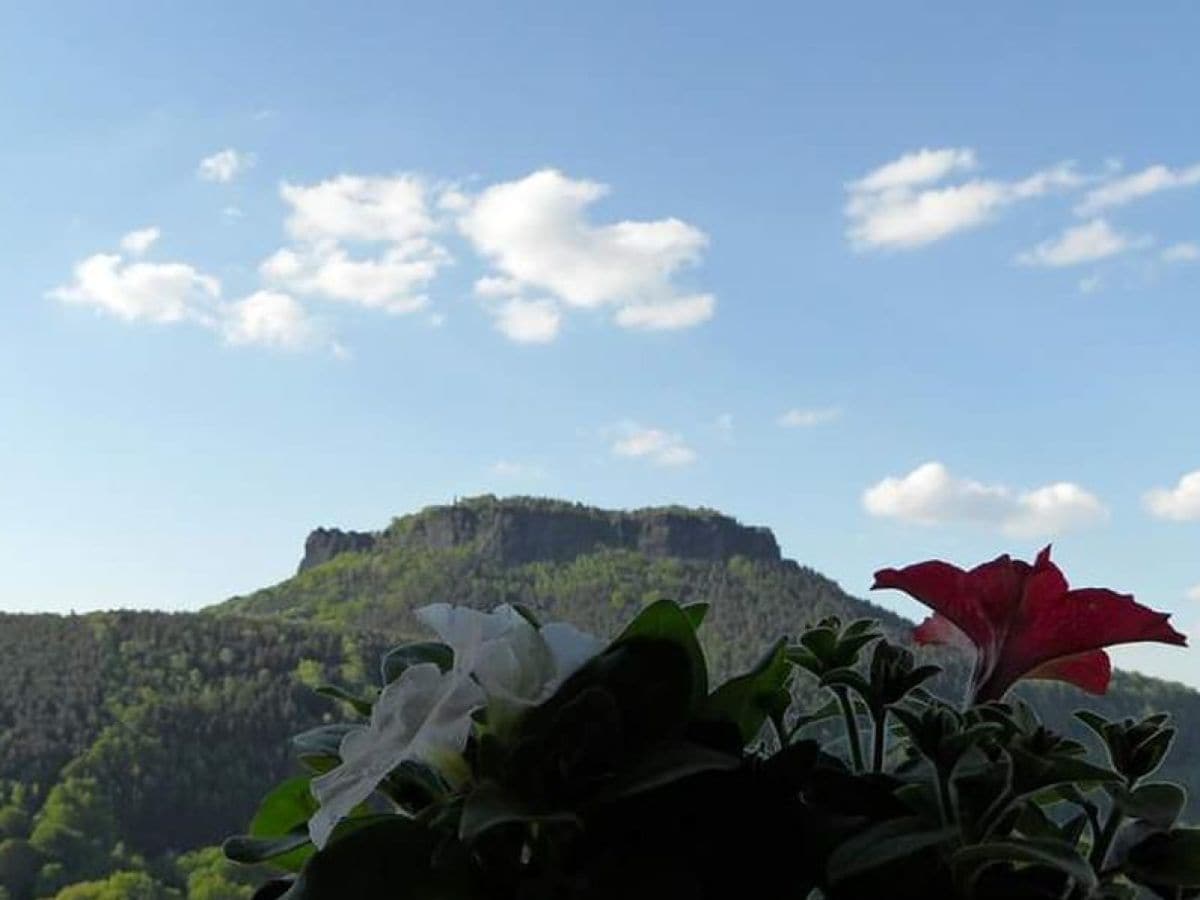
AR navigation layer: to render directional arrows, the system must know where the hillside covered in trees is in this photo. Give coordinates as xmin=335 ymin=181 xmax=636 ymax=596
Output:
xmin=0 ymin=613 xmax=387 ymax=898
xmin=1 ymin=495 xmax=1197 ymax=897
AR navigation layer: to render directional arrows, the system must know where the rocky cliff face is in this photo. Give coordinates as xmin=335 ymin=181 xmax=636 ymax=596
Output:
xmin=297 ymin=497 xmax=781 ymax=572
xmin=298 ymin=527 xmax=378 ymax=573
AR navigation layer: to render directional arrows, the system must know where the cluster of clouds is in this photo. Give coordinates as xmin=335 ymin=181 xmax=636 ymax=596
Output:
xmin=51 ymin=152 xmax=716 ymax=353
xmin=49 ymin=227 xmax=325 ymax=352
xmin=863 ymin=462 xmax=1108 ymax=539
xmin=846 ymin=148 xmax=1199 ymax=277
xmin=864 ymin=461 xmax=1200 ymax=542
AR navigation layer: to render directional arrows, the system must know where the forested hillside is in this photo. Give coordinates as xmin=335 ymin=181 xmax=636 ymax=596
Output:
xmin=0 ymin=613 xmax=386 ymax=898
xmin=219 ymin=496 xmax=1200 ymax=813
xmin=2 ymin=495 xmax=1197 ymax=897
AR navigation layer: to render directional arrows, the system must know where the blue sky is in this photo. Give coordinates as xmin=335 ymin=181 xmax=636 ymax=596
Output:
xmin=2 ymin=2 xmax=1199 ymax=686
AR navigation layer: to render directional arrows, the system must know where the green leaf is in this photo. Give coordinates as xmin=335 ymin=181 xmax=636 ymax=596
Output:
xmin=1125 ymin=828 xmax=1200 ymax=887
xmin=291 ymin=724 xmax=355 ymax=774
xmin=952 ymin=838 xmax=1097 ymax=892
xmin=591 ymin=740 xmax=741 ymax=803
xmin=616 ymin=599 xmax=708 ymax=710
xmin=250 ymin=777 xmax=320 ymax=836
xmin=458 ymin=782 xmax=580 ymax=843
xmin=224 ymin=777 xmax=319 ymax=872
xmin=820 ymin=667 xmax=871 ymax=700
xmin=827 ymin=817 xmax=957 ymax=884
xmin=282 ymin=817 xmax=486 ymax=899
xmin=314 ymin=684 xmax=373 ymax=718
xmin=1114 ymin=782 xmax=1187 ymax=830
xmin=701 ymin=637 xmax=791 ymax=743
xmin=224 ymin=832 xmax=312 ymax=868
xmin=379 ymin=641 xmax=453 ymax=685
xmin=681 ymin=602 xmax=709 ymax=629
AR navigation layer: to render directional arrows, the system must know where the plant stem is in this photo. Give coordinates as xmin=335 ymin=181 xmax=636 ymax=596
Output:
xmin=935 ymin=769 xmax=955 ymax=827
xmin=1089 ymin=807 xmax=1124 ymax=871
xmin=871 ymin=710 xmax=887 ymax=772
xmin=834 ymin=687 xmax=865 ymax=773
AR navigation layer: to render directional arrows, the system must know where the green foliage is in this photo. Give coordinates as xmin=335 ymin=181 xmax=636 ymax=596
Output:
xmin=4 ymin=497 xmax=1200 ymax=896
xmin=51 ymin=870 xmax=180 ymax=899
xmin=0 ymin=811 xmax=28 ymax=843
xmin=230 ymin=603 xmax=1197 ymax=899
xmin=0 ymin=613 xmax=386 ymax=898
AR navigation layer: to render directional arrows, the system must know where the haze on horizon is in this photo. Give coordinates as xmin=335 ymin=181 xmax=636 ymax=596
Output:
xmin=1 ymin=2 xmax=1197 ymax=689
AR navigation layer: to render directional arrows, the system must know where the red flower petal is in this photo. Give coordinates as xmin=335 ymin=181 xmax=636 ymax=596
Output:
xmin=1023 ymin=650 xmax=1112 ymax=695
xmin=981 ymin=586 xmax=1186 ymax=700
xmin=873 ymin=560 xmax=997 ymax=651
xmin=913 ymin=614 xmax=974 ymax=654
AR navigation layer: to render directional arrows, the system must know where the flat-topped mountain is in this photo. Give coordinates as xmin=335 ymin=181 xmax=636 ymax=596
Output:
xmin=222 ymin=496 xmax=884 ymax=665
xmin=4 ymin=496 xmax=1198 ymax=899
xmin=298 ymin=495 xmax=782 ymax=573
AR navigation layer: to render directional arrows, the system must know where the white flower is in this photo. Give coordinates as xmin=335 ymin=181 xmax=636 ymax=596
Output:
xmin=308 ymin=662 xmax=483 ymax=848
xmin=416 ymin=604 xmax=602 ymax=720
xmin=306 ymin=604 xmax=602 ymax=848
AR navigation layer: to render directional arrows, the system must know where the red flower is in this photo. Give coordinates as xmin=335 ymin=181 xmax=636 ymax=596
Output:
xmin=872 ymin=547 xmax=1187 ymax=702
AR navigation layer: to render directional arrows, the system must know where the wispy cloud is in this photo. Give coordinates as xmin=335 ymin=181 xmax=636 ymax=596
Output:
xmin=863 ymin=461 xmax=1107 ymax=538
xmin=198 ymin=148 xmax=255 ymax=183
xmin=1162 ymin=242 xmax=1200 ymax=264
xmin=611 ymin=423 xmax=697 ymax=467
xmin=119 ymin=227 xmax=161 ymax=256
xmin=777 ymin=407 xmax=841 ymax=428
xmin=846 ymin=148 xmax=1083 ymax=250
xmin=1076 ymin=162 xmax=1200 ymax=215
xmin=491 ymin=297 xmax=561 ymax=343
xmin=491 ymin=460 xmax=546 ymax=479
xmin=1016 ymin=219 xmax=1146 ymax=268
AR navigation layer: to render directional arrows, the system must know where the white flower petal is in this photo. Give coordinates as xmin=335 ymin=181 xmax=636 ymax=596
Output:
xmin=308 ymin=662 xmax=484 ymax=847
xmin=415 ymin=603 xmax=524 ymax=673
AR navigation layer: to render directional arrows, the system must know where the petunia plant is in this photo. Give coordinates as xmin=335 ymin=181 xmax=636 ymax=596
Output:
xmin=226 ymin=550 xmax=1199 ymax=899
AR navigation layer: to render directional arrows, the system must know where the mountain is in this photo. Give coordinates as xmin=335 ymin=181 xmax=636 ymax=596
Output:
xmin=1 ymin=495 xmax=1197 ymax=898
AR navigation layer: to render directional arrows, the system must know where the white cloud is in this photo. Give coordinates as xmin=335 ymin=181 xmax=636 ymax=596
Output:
xmin=778 ymin=407 xmax=841 ymax=428
xmin=50 ymin=241 xmax=327 ymax=353
xmin=457 ymin=169 xmax=712 ymax=335
xmin=280 ymin=175 xmax=435 ymax=244
xmin=262 ymin=174 xmax=449 ymax=314
xmin=1076 ymin=162 xmax=1200 ymax=215
xmin=220 ymin=290 xmax=320 ymax=350
xmin=222 ymin=206 xmax=245 ymax=222
xmin=198 ymin=148 xmax=254 ymax=183
xmin=1004 ymin=483 xmax=1109 ymax=539
xmin=850 ymin=148 xmax=977 ymax=193
xmin=613 ymin=295 xmax=715 ymax=331
xmin=491 ymin=297 xmax=561 ymax=344
xmin=491 ymin=461 xmax=545 ymax=479
xmin=1162 ymin=242 xmax=1200 ymax=263
xmin=611 ymin=424 xmax=697 ymax=467
xmin=50 ymin=252 xmax=220 ymax=324
xmin=715 ymin=413 xmax=734 ymax=433
xmin=1016 ymin=219 xmax=1143 ymax=267
xmin=1145 ymin=470 xmax=1200 ymax=521
xmin=260 ymin=242 xmax=441 ymax=313
xmin=846 ymin=149 xmax=1082 ymax=250
xmin=119 ymin=227 xmax=161 ymax=256
xmin=863 ymin=461 xmax=1107 ymax=538
xmin=1187 ymin=584 xmax=1200 ymax=602
xmin=1078 ymin=274 xmax=1103 ymax=294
